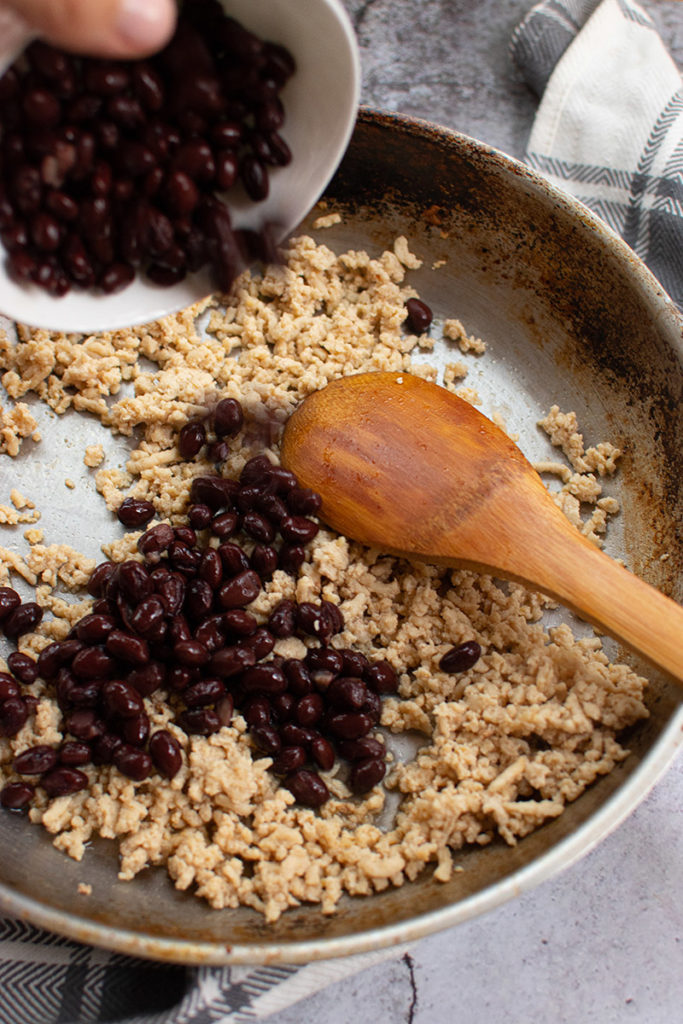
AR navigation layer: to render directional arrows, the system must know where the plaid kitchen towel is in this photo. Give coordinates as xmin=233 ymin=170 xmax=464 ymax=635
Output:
xmin=511 ymin=0 xmax=683 ymax=308
xmin=0 ymin=914 xmax=407 ymax=1024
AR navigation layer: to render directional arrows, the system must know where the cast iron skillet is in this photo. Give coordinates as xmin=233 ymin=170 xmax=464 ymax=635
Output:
xmin=0 ymin=108 xmax=681 ymax=964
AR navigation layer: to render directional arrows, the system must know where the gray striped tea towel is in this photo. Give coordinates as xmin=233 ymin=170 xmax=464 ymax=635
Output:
xmin=511 ymin=0 xmax=683 ymax=307
xmin=0 ymin=915 xmax=406 ymax=1024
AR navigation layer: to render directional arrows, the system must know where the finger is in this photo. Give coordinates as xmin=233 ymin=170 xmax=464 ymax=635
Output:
xmin=4 ymin=0 xmax=177 ymax=58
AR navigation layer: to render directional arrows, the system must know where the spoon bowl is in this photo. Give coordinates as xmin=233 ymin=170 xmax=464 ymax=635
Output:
xmin=281 ymin=370 xmax=683 ymax=685
xmin=0 ymin=0 xmax=360 ymax=332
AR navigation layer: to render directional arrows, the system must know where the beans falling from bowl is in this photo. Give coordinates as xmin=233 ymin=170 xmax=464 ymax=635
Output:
xmin=0 ymin=0 xmax=295 ymax=297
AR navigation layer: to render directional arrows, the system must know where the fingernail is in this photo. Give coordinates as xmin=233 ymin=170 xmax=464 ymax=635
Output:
xmin=116 ymin=0 xmax=175 ymax=51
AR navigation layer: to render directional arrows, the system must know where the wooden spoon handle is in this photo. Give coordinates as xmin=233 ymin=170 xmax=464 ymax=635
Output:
xmin=501 ymin=509 xmax=683 ymax=682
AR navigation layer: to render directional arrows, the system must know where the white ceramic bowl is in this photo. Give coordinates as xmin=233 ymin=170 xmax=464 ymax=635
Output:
xmin=0 ymin=0 xmax=360 ymax=332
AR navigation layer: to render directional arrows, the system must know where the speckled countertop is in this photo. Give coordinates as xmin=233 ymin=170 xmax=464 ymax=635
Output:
xmin=266 ymin=2 xmax=683 ymax=1022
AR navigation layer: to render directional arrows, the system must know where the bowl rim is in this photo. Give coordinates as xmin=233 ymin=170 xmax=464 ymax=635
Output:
xmin=1 ymin=109 xmax=681 ymax=965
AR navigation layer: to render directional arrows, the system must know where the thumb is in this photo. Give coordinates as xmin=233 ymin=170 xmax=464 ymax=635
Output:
xmin=4 ymin=0 xmax=177 ymax=59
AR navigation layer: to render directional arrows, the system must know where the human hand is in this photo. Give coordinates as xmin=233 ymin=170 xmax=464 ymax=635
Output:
xmin=1 ymin=0 xmax=177 ymax=59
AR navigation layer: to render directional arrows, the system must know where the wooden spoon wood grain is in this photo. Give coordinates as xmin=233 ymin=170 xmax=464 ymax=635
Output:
xmin=281 ymin=370 xmax=683 ymax=685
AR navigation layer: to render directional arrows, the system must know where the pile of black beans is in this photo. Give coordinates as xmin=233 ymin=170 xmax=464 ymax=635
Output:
xmin=0 ymin=0 xmax=294 ymax=296
xmin=0 ymin=396 xmax=401 ymax=811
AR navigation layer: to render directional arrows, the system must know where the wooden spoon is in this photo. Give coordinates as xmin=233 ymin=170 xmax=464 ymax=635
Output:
xmin=281 ymin=370 xmax=683 ymax=685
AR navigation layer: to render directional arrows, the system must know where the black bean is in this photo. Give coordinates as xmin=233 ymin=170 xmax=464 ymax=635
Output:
xmin=24 ymin=88 xmax=61 ymax=127
xmin=209 ymin=643 xmax=254 ymax=684
xmin=0 ymin=781 xmax=35 ymax=809
xmin=174 ymin=639 xmax=210 ymax=667
xmin=268 ymin=599 xmax=296 ymax=638
xmin=285 ymin=769 xmax=329 ymax=808
xmin=350 ymin=757 xmax=386 ymax=794
xmin=106 ymin=630 xmax=149 ymax=665
xmin=194 ymin=614 xmax=226 ymax=653
xmin=69 ymin=680 xmax=102 ymax=708
xmin=279 ymin=514 xmax=319 ymax=545
xmin=184 ymin=677 xmax=225 ymax=707
xmin=241 ymin=663 xmax=287 ymax=695
xmin=87 ymin=563 xmax=116 ymax=598
xmin=307 ymin=647 xmax=344 ymax=677
xmin=250 ymin=544 xmax=278 ymax=579
xmin=310 ymin=735 xmax=335 ymax=771
xmin=149 ymin=730 xmax=182 ymax=778
xmin=167 ymin=665 xmax=192 ymax=692
xmin=295 ymin=693 xmax=324 ymax=726
xmin=240 ymin=454 xmax=274 ymax=487
xmin=240 ymin=154 xmax=268 ymax=201
xmin=328 ymin=712 xmax=373 ymax=740
xmin=168 ymin=614 xmax=192 ymax=645
xmin=282 ymin=659 xmax=312 ymax=696
xmin=211 ymin=511 xmax=239 ymax=538
xmin=102 ymin=679 xmax=144 ymax=718
xmin=114 ymin=744 xmax=152 ymax=781
xmin=178 ymin=420 xmax=206 ymax=460
xmin=65 ymin=709 xmax=106 ymax=741
xmin=101 ymin=262 xmax=135 ymax=294
xmin=244 ymin=696 xmax=272 ymax=729
xmin=131 ymin=63 xmax=164 ymax=111
xmin=190 ymin=476 xmax=232 ymax=510
xmin=117 ymin=560 xmax=153 ymax=603
xmin=86 ymin=734 xmax=120 ymax=766
xmin=252 ymin=725 xmax=281 ymax=755
xmin=257 ymin=493 xmax=288 ymax=523
xmin=75 ymin=612 xmax=116 ymax=644
xmin=0 ymin=674 xmax=20 ymax=701
xmin=280 ymin=722 xmax=315 ymax=748
xmin=179 ymin=708 xmax=221 ymax=735
xmin=362 ymin=690 xmax=382 ymax=725
xmin=59 ymin=741 xmax=92 ymax=767
xmin=242 ymin=511 xmax=275 ymax=543
xmin=129 ymin=596 xmax=165 ymax=637
xmin=222 ymin=609 xmax=257 ymax=636
xmin=296 ymin=602 xmax=323 ymax=638
xmin=0 ymin=587 xmax=21 ymax=621
xmin=83 ymin=62 xmax=130 ymax=96
xmin=3 ymin=602 xmax=43 ymax=639
xmin=188 ymin=503 xmax=212 ymax=530
xmin=439 ymin=640 xmax=482 ymax=674
xmin=217 ymin=570 xmax=261 ymax=609
xmin=243 ymin=627 xmax=274 ymax=660
xmin=156 ymin=572 xmax=185 ymax=615
xmin=184 ymin=578 xmax=214 ymax=620
xmin=121 ymin=712 xmax=150 ymax=747
xmin=340 ymin=649 xmax=370 ymax=678
xmin=327 ymin=677 xmax=368 ymax=711
xmin=42 ymin=766 xmax=89 ymax=797
xmin=278 ymin=545 xmax=306 ymax=574
xmin=0 ymin=696 xmax=28 ymax=737
xmin=128 ymin=661 xmax=166 ymax=697
xmin=138 ymin=523 xmax=174 ymax=559
xmin=286 ymin=486 xmax=322 ymax=516
xmin=336 ymin=736 xmax=386 ymax=761
xmin=272 ymin=691 xmax=295 ymax=722
xmin=272 ymin=745 xmax=306 ymax=775
xmin=405 ymin=297 xmax=433 ymax=333
xmin=236 ymin=485 xmax=262 ymax=512
xmin=364 ymin=660 xmax=399 ymax=694
xmin=7 ymin=651 xmax=38 ymax=685
xmin=213 ymin=398 xmax=244 ymax=437
xmin=13 ymin=744 xmax=58 ymax=775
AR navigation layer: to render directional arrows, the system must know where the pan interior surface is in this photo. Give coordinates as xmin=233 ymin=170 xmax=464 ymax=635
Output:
xmin=0 ymin=110 xmax=681 ymax=964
